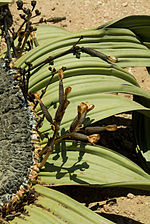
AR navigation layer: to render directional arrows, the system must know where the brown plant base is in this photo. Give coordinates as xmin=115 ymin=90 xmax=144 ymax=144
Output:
xmin=0 ymin=58 xmax=40 ymax=219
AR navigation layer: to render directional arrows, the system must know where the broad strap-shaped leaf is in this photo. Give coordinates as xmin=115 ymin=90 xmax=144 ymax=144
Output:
xmin=15 ymin=20 xmax=150 ymax=171
xmin=133 ymin=96 xmax=150 ymax=170
xmin=39 ymin=141 xmax=150 ymax=191
xmin=3 ymin=15 xmax=150 ymax=224
xmin=29 ymin=61 xmax=140 ymax=93
xmin=16 ymin=25 xmax=150 ymax=68
xmin=0 ymin=25 xmax=70 ymax=57
xmin=37 ymin=92 xmax=150 ymax=142
xmin=11 ymin=184 xmax=113 ymax=224
xmin=98 ymin=15 xmax=150 ymax=170
xmin=36 ymin=25 xmax=70 ymax=44
xmin=98 ymin=15 xmax=150 ymax=43
xmin=134 ymin=113 xmax=150 ymax=166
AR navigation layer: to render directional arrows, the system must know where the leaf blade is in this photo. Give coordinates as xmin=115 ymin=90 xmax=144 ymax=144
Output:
xmin=11 ymin=185 xmax=114 ymax=224
xmin=39 ymin=142 xmax=150 ymax=191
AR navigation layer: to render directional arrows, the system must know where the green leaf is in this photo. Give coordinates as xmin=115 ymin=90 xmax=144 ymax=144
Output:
xmin=37 ymin=92 xmax=150 ymax=142
xmin=36 ymin=25 xmax=70 ymax=45
xmin=33 ymin=75 xmax=150 ymax=108
xmin=16 ymin=26 xmax=150 ymax=68
xmin=15 ymin=17 xmax=150 ymax=169
xmin=3 ymin=15 xmax=150 ymax=224
xmin=39 ymin=141 xmax=150 ymax=191
xmin=8 ymin=16 xmax=150 ymax=224
xmin=11 ymin=184 xmax=113 ymax=224
xmin=133 ymin=96 xmax=150 ymax=170
xmin=98 ymin=15 xmax=150 ymax=42
xmin=0 ymin=25 xmax=69 ymax=57
xmin=29 ymin=61 xmax=140 ymax=93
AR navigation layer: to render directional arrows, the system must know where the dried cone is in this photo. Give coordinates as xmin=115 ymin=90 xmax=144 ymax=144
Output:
xmin=106 ymin=124 xmax=117 ymax=131
xmin=88 ymin=134 xmax=100 ymax=144
xmin=85 ymin=102 xmax=95 ymax=112
xmin=65 ymin=86 xmax=72 ymax=97
xmin=58 ymin=68 xmax=63 ymax=81
xmin=108 ymin=56 xmax=118 ymax=63
xmin=70 ymin=102 xmax=95 ymax=132
xmin=78 ymin=102 xmax=88 ymax=115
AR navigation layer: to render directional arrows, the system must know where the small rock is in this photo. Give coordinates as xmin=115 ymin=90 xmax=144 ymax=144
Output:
xmin=104 ymin=12 xmax=109 ymax=18
xmin=103 ymin=204 xmax=112 ymax=212
xmin=106 ymin=198 xmax=117 ymax=206
xmin=136 ymin=199 xmax=143 ymax=204
xmin=129 ymin=213 xmax=135 ymax=218
xmin=115 ymin=210 xmax=120 ymax=214
xmin=97 ymin=1 xmax=104 ymax=5
xmin=127 ymin=193 xmax=135 ymax=199
xmin=122 ymin=2 xmax=128 ymax=7
xmin=62 ymin=24 xmax=68 ymax=28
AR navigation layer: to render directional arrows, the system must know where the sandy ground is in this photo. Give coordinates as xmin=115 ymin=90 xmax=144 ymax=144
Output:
xmin=7 ymin=0 xmax=150 ymax=223
xmin=10 ymin=0 xmax=150 ymax=32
